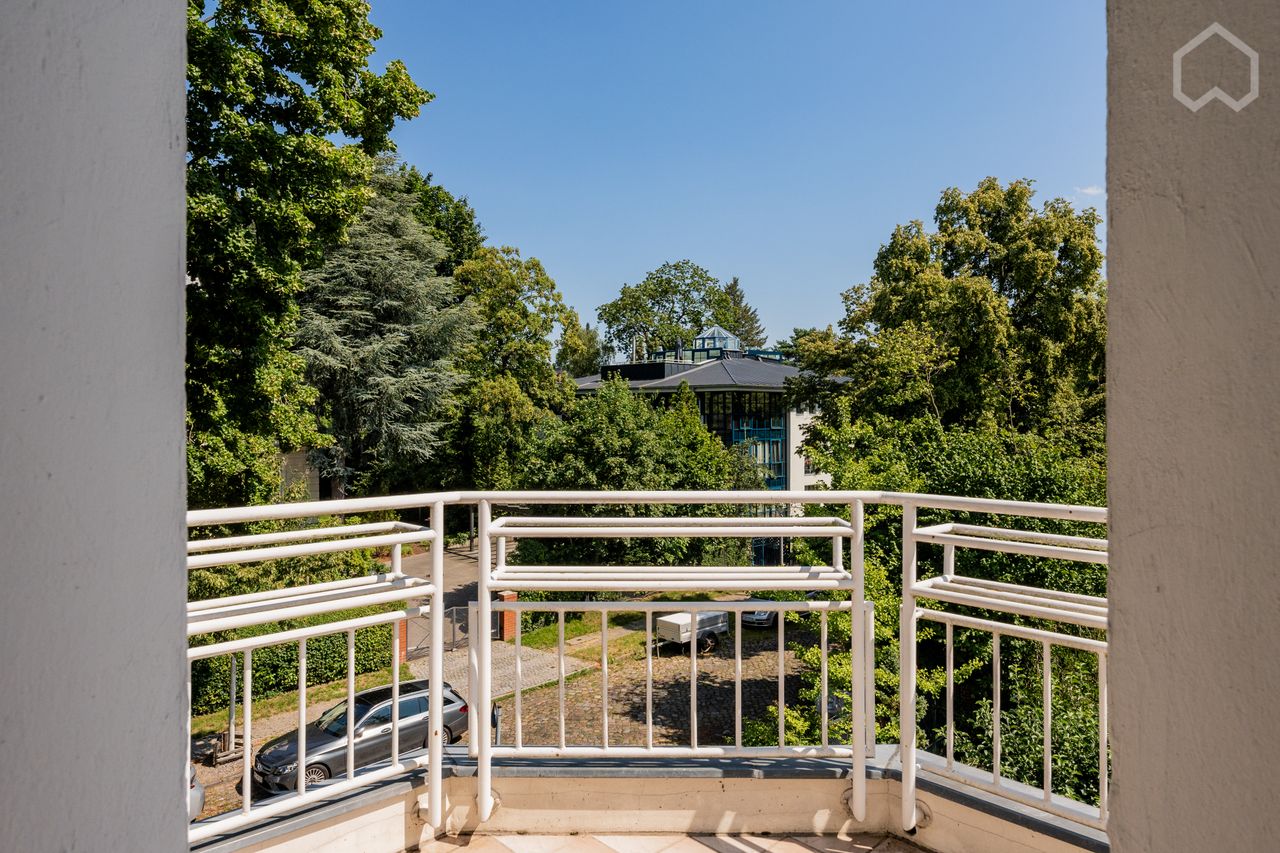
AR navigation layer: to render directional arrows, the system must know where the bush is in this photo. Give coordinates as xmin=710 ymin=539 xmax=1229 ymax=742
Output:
xmin=189 ymin=606 xmax=395 ymax=716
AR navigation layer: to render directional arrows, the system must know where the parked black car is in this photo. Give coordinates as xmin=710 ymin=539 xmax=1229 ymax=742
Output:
xmin=252 ymin=679 xmax=468 ymax=792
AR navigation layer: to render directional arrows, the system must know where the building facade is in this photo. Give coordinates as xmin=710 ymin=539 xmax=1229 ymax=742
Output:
xmin=574 ymin=326 xmax=827 ymax=492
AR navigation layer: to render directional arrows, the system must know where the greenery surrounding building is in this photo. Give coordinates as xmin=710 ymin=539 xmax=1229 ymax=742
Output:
xmin=184 ymin=1 xmax=1108 ymax=805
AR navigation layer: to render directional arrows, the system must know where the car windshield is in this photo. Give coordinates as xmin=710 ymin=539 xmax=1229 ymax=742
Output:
xmin=316 ymin=697 xmax=375 ymax=737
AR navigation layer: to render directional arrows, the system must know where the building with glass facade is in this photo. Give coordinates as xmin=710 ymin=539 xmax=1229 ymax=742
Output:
xmin=573 ymin=327 xmax=825 ymax=492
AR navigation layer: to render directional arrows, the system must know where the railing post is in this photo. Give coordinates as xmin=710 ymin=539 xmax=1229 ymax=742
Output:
xmin=849 ymin=499 xmax=867 ymax=821
xmin=427 ymin=499 xmax=445 ymax=830
xmin=476 ymin=499 xmax=494 ymax=820
xmin=900 ymin=502 xmax=919 ymax=832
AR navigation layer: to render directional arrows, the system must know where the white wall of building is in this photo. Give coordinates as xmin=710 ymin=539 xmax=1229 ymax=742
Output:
xmin=1109 ymin=1 xmax=1280 ymax=850
xmin=787 ymin=410 xmax=829 ymax=492
xmin=0 ymin=2 xmax=187 ymax=850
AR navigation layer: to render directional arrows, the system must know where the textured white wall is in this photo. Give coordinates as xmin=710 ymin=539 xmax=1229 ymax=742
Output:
xmin=0 ymin=2 xmax=187 ymax=850
xmin=1109 ymin=1 xmax=1280 ymax=850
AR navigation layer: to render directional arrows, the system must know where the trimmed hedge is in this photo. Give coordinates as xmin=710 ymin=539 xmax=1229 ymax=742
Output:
xmin=190 ymin=606 xmax=395 ymax=716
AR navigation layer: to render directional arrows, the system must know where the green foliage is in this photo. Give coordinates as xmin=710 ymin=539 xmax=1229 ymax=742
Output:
xmin=297 ymin=162 xmax=473 ymax=497
xmin=512 ymin=379 xmax=765 ymax=626
xmin=189 ymin=609 xmax=393 ymax=715
xmin=713 ymin=277 xmax=768 ymax=348
xmin=786 ymin=177 xmax=1106 ymax=451
xmin=186 ymin=0 xmax=431 ymax=508
xmin=597 ymin=260 xmax=725 ymax=359
xmin=437 ymin=246 xmax=578 ymax=489
xmin=555 ymin=313 xmax=606 ymax=378
xmin=399 ymin=166 xmax=486 ymax=275
xmin=769 ymin=178 xmax=1108 ymax=803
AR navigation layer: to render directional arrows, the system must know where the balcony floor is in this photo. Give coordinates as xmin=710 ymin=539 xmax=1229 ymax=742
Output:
xmin=423 ymin=834 xmax=921 ymax=852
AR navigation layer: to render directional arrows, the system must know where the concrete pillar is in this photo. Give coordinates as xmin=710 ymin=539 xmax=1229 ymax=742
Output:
xmin=0 ymin=2 xmax=187 ymax=851
xmin=1109 ymin=2 xmax=1280 ymax=850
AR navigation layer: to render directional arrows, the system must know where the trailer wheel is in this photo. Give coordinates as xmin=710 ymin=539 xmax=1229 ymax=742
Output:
xmin=697 ymin=632 xmax=720 ymax=654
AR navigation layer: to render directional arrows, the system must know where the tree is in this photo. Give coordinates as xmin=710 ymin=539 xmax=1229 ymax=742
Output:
xmin=597 ymin=260 xmax=725 ymax=359
xmin=555 ymin=313 xmax=606 ymax=378
xmin=768 ymin=178 xmax=1108 ymax=802
xmin=186 ymin=0 xmax=431 ymax=508
xmin=514 ymin=379 xmax=765 ymax=578
xmin=788 ymin=178 xmax=1105 ymax=446
xmin=437 ymin=247 xmax=578 ymax=488
xmin=399 ymin=166 xmax=485 ymax=275
xmin=296 ymin=164 xmax=473 ymax=498
xmin=713 ymin=277 xmax=768 ymax=348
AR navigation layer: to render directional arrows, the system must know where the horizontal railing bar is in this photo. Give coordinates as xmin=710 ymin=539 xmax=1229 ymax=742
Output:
xmin=465 ymin=490 xmax=1106 ymax=522
xmin=187 ymin=521 xmax=423 ymax=553
xmin=917 ymin=754 xmax=1105 ymax=831
xmin=483 ymin=525 xmax=853 ymax=539
xmin=942 ymin=575 xmax=1108 ymax=607
xmin=488 ymin=746 xmax=859 ymax=759
xmin=912 ymin=583 xmax=1108 ymax=630
xmin=187 ymin=530 xmax=434 ymax=570
xmin=491 ymin=579 xmax=856 ymax=592
xmin=187 ymin=493 xmax=463 ymax=527
xmin=918 ymin=522 xmax=1108 ymax=552
xmin=189 ymin=605 xmax=428 ymax=660
xmin=187 ymin=583 xmax=433 ymax=637
xmin=187 ymin=573 xmax=397 ymax=613
xmin=491 ymin=516 xmax=852 ymax=529
xmin=913 ymin=529 xmax=1107 ymax=565
xmin=188 ymin=577 xmax=431 ymax=622
xmin=491 ymin=599 xmax=868 ymax=612
xmin=188 ymin=755 xmax=430 ymax=843
xmin=188 ymin=490 xmax=1106 ymax=526
xmin=922 ymin=578 xmax=1108 ymax=617
xmin=917 ymin=608 xmax=1108 ymax=652
xmin=492 ymin=564 xmax=841 ymax=575
xmin=496 ymin=574 xmax=849 ymax=585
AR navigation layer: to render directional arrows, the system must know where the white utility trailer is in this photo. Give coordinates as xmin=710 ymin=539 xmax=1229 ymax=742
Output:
xmin=654 ymin=610 xmax=730 ymax=654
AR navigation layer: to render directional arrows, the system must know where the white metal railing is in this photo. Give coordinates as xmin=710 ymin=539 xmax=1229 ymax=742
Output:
xmin=184 ymin=489 xmax=1108 ymax=845
xmin=898 ymin=497 xmax=1109 ymax=832
xmin=185 ymin=498 xmax=447 ymax=845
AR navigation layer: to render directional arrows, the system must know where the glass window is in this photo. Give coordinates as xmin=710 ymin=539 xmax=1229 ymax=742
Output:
xmin=399 ymin=695 xmax=427 ymax=717
xmin=360 ymin=703 xmax=393 ymax=729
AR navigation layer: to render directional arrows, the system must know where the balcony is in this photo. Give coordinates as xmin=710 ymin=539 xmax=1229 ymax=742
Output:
xmin=186 ymin=490 xmax=1108 ymax=853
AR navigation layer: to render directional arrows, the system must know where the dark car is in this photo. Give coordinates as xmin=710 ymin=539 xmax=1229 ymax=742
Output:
xmin=252 ymin=679 xmax=468 ymax=792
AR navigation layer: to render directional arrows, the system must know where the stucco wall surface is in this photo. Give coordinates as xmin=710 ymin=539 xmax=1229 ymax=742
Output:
xmin=0 ymin=1 xmax=187 ymax=850
xmin=1108 ymin=1 xmax=1280 ymax=851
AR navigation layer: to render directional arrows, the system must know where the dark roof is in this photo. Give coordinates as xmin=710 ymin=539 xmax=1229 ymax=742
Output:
xmin=575 ymin=357 xmax=797 ymax=393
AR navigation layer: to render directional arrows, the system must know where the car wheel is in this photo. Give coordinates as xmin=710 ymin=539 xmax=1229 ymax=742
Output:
xmin=304 ymin=764 xmax=329 ymax=785
xmin=442 ymin=726 xmax=454 ymax=745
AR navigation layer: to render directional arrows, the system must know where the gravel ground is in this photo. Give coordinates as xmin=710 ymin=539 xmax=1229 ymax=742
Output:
xmin=497 ymin=626 xmax=812 ymax=748
xmin=193 ymin=623 xmax=815 ymax=820
xmin=191 ymin=700 xmax=338 ymax=820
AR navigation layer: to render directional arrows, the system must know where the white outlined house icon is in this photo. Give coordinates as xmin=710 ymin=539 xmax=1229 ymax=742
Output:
xmin=1173 ymin=23 xmax=1259 ymax=112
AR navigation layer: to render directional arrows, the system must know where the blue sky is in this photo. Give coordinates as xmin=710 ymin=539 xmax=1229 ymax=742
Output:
xmin=370 ymin=1 xmax=1105 ymax=344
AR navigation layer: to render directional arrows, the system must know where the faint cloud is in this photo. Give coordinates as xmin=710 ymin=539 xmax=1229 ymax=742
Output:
xmin=1075 ymin=185 xmax=1105 ymax=197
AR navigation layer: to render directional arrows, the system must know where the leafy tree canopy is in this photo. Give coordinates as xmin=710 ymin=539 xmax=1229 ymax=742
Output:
xmin=555 ymin=313 xmax=605 ymax=378
xmin=714 ymin=277 xmax=768 ymax=348
xmin=515 ymin=379 xmax=765 ymax=570
xmin=296 ymin=163 xmax=473 ymax=498
xmin=597 ymin=260 xmax=724 ymax=360
xmin=399 ymin=165 xmax=485 ymax=275
xmin=436 ymin=247 xmax=578 ymax=489
xmin=787 ymin=178 xmax=1105 ymax=449
xmin=186 ymin=0 xmax=430 ymax=507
